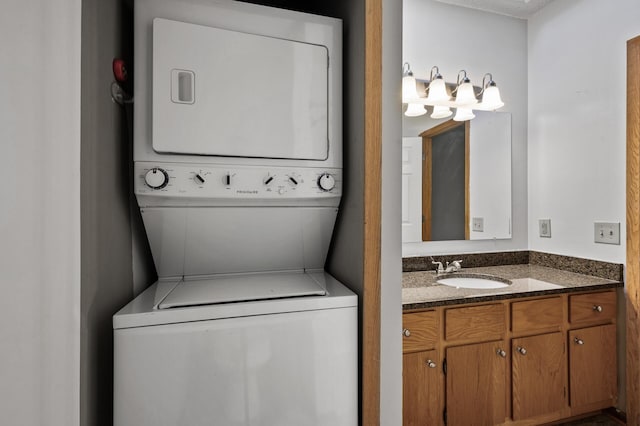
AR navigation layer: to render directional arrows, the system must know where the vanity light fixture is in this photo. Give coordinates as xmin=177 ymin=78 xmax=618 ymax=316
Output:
xmin=405 ymin=102 xmax=428 ymax=117
xmin=480 ymin=73 xmax=505 ymax=110
xmin=431 ymin=105 xmax=454 ymax=119
xmin=453 ymin=107 xmax=475 ymax=122
xmin=425 ymin=66 xmax=449 ymax=102
xmin=453 ymin=70 xmax=478 ymax=105
xmin=426 ymin=66 xmax=452 ymax=119
xmin=401 ymin=63 xmax=505 ymax=120
xmin=402 ymin=62 xmax=426 ymax=117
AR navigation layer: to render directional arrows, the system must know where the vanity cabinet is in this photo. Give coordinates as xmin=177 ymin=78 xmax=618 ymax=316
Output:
xmin=402 ymin=310 xmax=438 ymax=352
xmin=511 ymin=332 xmax=565 ymax=420
xmin=402 ymin=311 xmax=442 ymax=426
xmin=402 ymin=289 xmax=618 ymax=425
xmin=403 ymin=350 xmax=441 ymax=426
xmin=446 ymin=340 xmax=507 ymax=426
xmin=568 ymin=292 xmax=618 ymax=413
xmin=511 ymin=297 xmax=567 ymax=420
xmin=569 ymin=324 xmax=617 ymax=409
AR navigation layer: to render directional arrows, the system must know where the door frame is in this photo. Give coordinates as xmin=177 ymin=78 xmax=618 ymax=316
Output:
xmin=626 ymin=34 xmax=640 ymax=424
xmin=420 ymin=120 xmax=470 ymax=241
xmin=363 ymin=0 xmax=382 ymax=424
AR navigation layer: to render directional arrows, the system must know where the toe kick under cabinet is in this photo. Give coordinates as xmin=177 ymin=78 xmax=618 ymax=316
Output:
xmin=402 ymin=290 xmax=618 ymax=426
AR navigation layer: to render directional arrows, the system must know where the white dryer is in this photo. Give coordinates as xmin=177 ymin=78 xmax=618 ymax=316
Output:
xmin=113 ymin=1 xmax=356 ymax=425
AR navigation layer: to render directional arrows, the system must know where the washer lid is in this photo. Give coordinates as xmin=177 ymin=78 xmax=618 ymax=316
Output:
xmin=113 ymin=271 xmax=356 ymax=329
xmin=158 ymin=272 xmax=326 ymax=309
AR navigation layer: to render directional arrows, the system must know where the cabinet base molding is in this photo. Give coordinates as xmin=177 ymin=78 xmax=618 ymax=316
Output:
xmin=603 ymin=407 xmax=627 ymax=424
xmin=538 ymin=408 xmax=624 ymax=425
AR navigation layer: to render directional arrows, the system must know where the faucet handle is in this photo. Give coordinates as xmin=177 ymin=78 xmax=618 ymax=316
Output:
xmin=431 ymin=260 xmax=444 ymax=273
xmin=450 ymin=260 xmax=463 ymax=271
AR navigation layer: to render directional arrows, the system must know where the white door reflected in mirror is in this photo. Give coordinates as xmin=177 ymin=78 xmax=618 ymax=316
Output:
xmin=401 ymin=111 xmax=512 ymax=242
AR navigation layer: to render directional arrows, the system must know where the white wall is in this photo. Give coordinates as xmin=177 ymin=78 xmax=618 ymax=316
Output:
xmin=381 ymin=0 xmax=403 ymax=423
xmin=469 ymin=112 xmax=512 ymax=240
xmin=0 ymin=1 xmax=81 ymax=425
xmin=528 ymin=0 xmax=640 ymax=264
xmin=402 ymin=0 xmax=528 ymax=256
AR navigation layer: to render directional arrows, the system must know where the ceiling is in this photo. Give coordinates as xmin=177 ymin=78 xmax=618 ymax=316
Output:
xmin=433 ymin=0 xmax=554 ymax=19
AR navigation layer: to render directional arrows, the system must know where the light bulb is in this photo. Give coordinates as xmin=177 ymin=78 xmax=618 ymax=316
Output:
xmin=481 ymin=84 xmax=504 ymax=110
xmin=431 ymin=105 xmax=452 ymax=119
xmin=426 ymin=77 xmax=449 ymax=102
xmin=405 ymin=103 xmax=427 ymax=117
xmin=453 ymin=107 xmax=475 ymax=121
xmin=402 ymin=75 xmax=420 ymax=102
xmin=455 ymin=81 xmax=477 ymax=105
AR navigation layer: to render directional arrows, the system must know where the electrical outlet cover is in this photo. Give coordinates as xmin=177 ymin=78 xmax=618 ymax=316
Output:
xmin=539 ymin=219 xmax=551 ymax=238
xmin=472 ymin=217 xmax=484 ymax=232
xmin=594 ymin=222 xmax=620 ymax=245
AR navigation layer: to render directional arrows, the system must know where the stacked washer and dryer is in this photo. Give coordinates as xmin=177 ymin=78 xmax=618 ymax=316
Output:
xmin=112 ymin=1 xmax=357 ymax=425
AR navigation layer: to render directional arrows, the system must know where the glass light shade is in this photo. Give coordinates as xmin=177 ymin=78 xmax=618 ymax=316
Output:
xmin=405 ymin=103 xmax=427 ymax=117
xmin=453 ymin=107 xmax=475 ymax=121
xmin=455 ymin=81 xmax=478 ymax=105
xmin=481 ymin=85 xmax=505 ymax=110
xmin=430 ymin=105 xmax=452 ymax=119
xmin=426 ymin=77 xmax=449 ymax=102
xmin=402 ymin=75 xmax=420 ymax=102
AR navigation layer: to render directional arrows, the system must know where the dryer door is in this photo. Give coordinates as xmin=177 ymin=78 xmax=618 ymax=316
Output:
xmin=152 ymin=18 xmax=329 ymax=160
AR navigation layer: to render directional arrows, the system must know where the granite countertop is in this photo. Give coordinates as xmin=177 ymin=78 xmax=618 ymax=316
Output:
xmin=403 ymin=264 xmax=623 ymax=310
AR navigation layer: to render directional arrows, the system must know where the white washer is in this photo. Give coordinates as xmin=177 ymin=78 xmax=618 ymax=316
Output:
xmin=114 ymin=1 xmax=356 ymax=425
xmin=113 ymin=272 xmax=357 ymax=426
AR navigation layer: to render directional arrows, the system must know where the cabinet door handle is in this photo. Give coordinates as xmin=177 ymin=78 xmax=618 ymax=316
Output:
xmin=593 ymin=305 xmax=603 ymax=312
xmin=496 ymin=349 xmax=507 ymax=358
xmin=402 ymin=328 xmax=411 ymax=337
xmin=426 ymin=359 xmax=437 ymax=368
xmin=517 ymin=346 xmax=527 ymax=355
xmin=574 ymin=337 xmax=585 ymax=345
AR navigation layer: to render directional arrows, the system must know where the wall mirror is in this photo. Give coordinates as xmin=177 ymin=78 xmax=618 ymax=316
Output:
xmin=402 ymin=110 xmax=512 ymax=242
xmin=402 ymin=0 xmax=527 ymax=255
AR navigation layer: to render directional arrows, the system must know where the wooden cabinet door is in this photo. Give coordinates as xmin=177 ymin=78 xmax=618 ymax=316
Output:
xmin=512 ymin=332 xmax=566 ymax=420
xmin=403 ymin=350 xmax=442 ymax=426
xmin=569 ymin=324 xmax=617 ymax=408
xmin=446 ymin=341 xmax=507 ymax=426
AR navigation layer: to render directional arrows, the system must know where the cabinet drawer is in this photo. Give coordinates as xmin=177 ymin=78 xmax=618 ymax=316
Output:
xmin=445 ymin=304 xmax=505 ymax=342
xmin=569 ymin=292 xmax=616 ymax=324
xmin=512 ymin=297 xmax=563 ymax=333
xmin=403 ymin=311 xmax=438 ymax=353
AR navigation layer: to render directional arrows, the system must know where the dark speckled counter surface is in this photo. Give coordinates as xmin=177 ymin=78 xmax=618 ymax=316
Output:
xmin=403 ymin=264 xmax=623 ymax=310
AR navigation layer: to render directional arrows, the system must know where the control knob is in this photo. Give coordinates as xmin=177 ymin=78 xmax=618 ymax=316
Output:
xmin=144 ymin=168 xmax=169 ymax=189
xmin=318 ymin=173 xmax=336 ymax=191
xmin=194 ymin=173 xmax=206 ymax=185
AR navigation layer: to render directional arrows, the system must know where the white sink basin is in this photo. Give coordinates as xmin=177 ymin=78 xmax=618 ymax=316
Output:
xmin=436 ymin=275 xmax=511 ymax=289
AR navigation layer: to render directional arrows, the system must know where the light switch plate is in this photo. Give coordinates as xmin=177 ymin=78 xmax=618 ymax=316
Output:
xmin=472 ymin=217 xmax=484 ymax=232
xmin=539 ymin=219 xmax=551 ymax=238
xmin=594 ymin=222 xmax=620 ymax=245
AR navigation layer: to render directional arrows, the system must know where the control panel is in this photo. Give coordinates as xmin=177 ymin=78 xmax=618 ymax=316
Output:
xmin=135 ymin=162 xmax=342 ymax=201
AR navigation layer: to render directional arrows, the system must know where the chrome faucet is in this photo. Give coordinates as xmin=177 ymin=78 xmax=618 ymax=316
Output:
xmin=432 ymin=259 xmax=463 ymax=274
